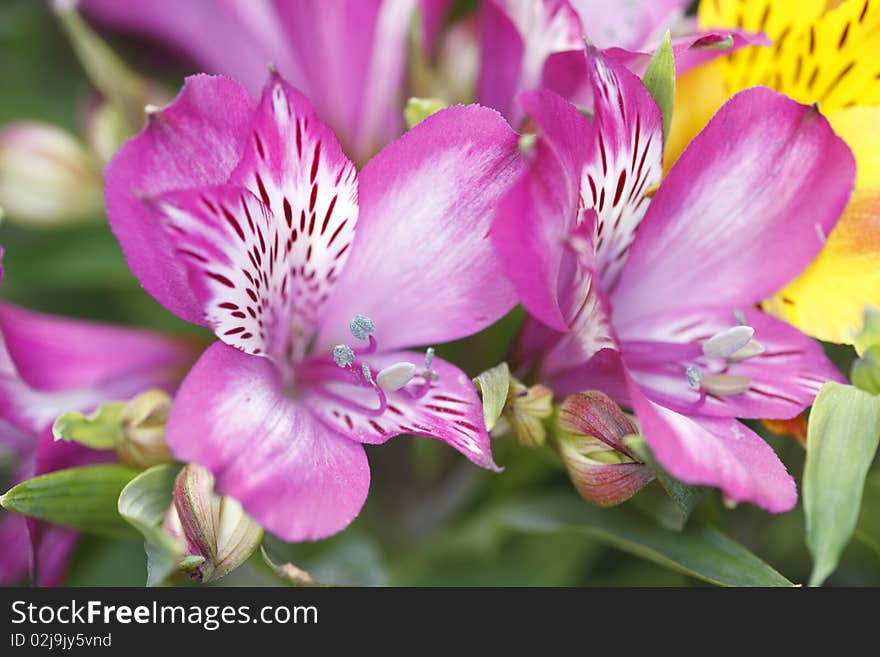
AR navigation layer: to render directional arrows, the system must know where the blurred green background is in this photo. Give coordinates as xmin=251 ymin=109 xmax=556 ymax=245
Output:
xmin=1 ymin=0 xmax=878 ymax=587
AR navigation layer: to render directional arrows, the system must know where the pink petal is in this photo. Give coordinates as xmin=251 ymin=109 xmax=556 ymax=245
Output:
xmin=304 ymin=351 xmax=498 ymax=469
xmin=318 ymin=105 xmax=522 ymax=351
xmin=0 ymin=512 xmax=29 ymax=585
xmin=105 ymin=75 xmax=256 ymax=323
xmin=273 ymin=0 xmax=417 ymax=162
xmin=569 ymin=0 xmax=689 ymax=50
xmin=167 ymin=342 xmax=370 ymax=542
xmin=81 ymin=0 xmax=292 ymax=97
xmin=612 ymin=87 xmax=856 ymax=327
xmin=620 ymin=307 xmax=843 ymax=420
xmin=477 ymin=0 xmax=526 ymax=123
xmin=0 ymin=302 xmax=194 ymax=393
xmin=151 ymin=186 xmax=288 ymax=357
xmin=491 ymin=89 xmax=593 ymax=331
xmin=152 ymin=77 xmax=359 ymax=360
xmin=541 ymin=346 xmax=631 ymax=403
xmin=605 ymin=29 xmax=771 ymax=78
xmin=581 ymin=48 xmax=664 ymax=291
xmin=542 ymin=31 xmax=770 ymax=117
xmin=85 ymin=0 xmax=414 ymax=162
xmin=420 ymin=0 xmax=455 ymax=53
xmin=478 ymin=0 xmax=583 ymax=124
xmin=28 ymin=523 xmax=78 ymax=587
xmin=627 ymin=378 xmax=797 ymax=513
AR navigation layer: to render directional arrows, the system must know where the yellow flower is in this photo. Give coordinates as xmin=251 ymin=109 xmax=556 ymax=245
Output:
xmin=668 ymin=0 xmax=880 ymax=343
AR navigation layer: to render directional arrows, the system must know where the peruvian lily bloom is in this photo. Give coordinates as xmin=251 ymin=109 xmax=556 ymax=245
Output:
xmin=80 ymin=0 xmax=450 ymax=163
xmin=104 ymin=71 xmax=523 ymax=541
xmin=669 ymin=0 xmax=880 ymax=344
xmin=491 ymin=49 xmax=855 ymax=511
xmin=0 ymin=250 xmax=195 ymax=585
xmin=477 ymin=0 xmax=767 ymax=125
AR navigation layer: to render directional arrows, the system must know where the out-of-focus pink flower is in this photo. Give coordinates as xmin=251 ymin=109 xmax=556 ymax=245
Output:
xmin=0 ymin=250 xmax=196 ymax=585
xmin=491 ymin=49 xmax=855 ymax=512
xmin=81 ymin=0 xmax=451 ymax=163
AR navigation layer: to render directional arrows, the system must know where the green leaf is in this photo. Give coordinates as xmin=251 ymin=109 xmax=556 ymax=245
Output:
xmin=495 ymin=493 xmax=793 ymax=586
xmin=626 ymin=435 xmax=706 ymax=529
xmin=804 ymin=382 xmax=880 ymax=586
xmin=473 ymin=362 xmax=511 ymax=432
xmin=851 ymin=345 xmax=880 ymax=394
xmin=117 ymin=463 xmax=185 ymax=586
xmin=1 ymin=464 xmax=139 ymax=537
xmin=404 ymin=97 xmax=447 ymax=129
xmin=52 ymin=401 xmax=124 ymax=449
xmin=641 ymin=31 xmax=675 ymax=142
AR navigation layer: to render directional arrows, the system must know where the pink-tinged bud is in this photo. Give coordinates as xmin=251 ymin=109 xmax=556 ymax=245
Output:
xmin=163 ymin=464 xmax=263 ymax=583
xmin=555 ymin=392 xmax=654 ymax=507
xmin=0 ymin=121 xmax=103 ymax=226
xmin=506 ymin=380 xmax=554 ymax=448
xmin=115 ymin=389 xmax=174 ymax=469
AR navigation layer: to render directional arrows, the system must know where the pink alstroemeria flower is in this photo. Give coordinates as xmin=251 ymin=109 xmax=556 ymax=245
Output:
xmin=0 ymin=249 xmax=195 ymax=585
xmin=81 ymin=0 xmax=451 ymax=163
xmin=479 ymin=0 xmax=767 ymax=125
xmin=491 ymin=50 xmax=855 ymax=511
xmin=104 ymin=72 xmax=523 ymax=541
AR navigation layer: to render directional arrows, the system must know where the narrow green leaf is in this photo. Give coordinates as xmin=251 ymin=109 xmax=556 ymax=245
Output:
xmin=473 ymin=362 xmax=511 ymax=432
xmin=1 ymin=464 xmax=139 ymax=537
xmin=496 ymin=493 xmax=793 ymax=586
xmin=118 ymin=463 xmax=185 ymax=586
xmin=52 ymin=401 xmax=124 ymax=449
xmin=641 ymin=31 xmax=675 ymax=142
xmin=404 ymin=97 xmax=447 ymax=129
xmin=804 ymin=382 xmax=880 ymax=586
xmin=626 ymin=435 xmax=706 ymax=529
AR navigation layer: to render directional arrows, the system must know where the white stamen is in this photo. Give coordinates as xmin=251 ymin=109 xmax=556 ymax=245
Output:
xmin=362 ymin=363 xmax=374 ymax=384
xmin=727 ymin=339 xmax=765 ymax=362
xmin=376 ymin=362 xmax=417 ymax=392
xmin=733 ymin=310 xmax=746 ymax=325
xmin=333 ymin=344 xmax=355 ymax=368
xmin=686 ymin=366 xmax=702 ymax=389
xmin=349 ymin=314 xmax=376 ymax=340
xmin=424 ymin=347 xmax=435 ymax=370
xmin=700 ymin=374 xmax=752 ymax=396
xmin=702 ymin=325 xmax=754 ymax=359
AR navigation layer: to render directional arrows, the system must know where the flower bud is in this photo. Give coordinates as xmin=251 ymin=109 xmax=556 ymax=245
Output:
xmin=0 ymin=121 xmax=103 ymax=226
xmin=555 ymin=392 xmax=654 ymax=507
xmin=115 ymin=389 xmax=175 ymax=469
xmin=505 ymin=380 xmax=554 ymax=448
xmin=163 ymin=464 xmax=263 ymax=583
